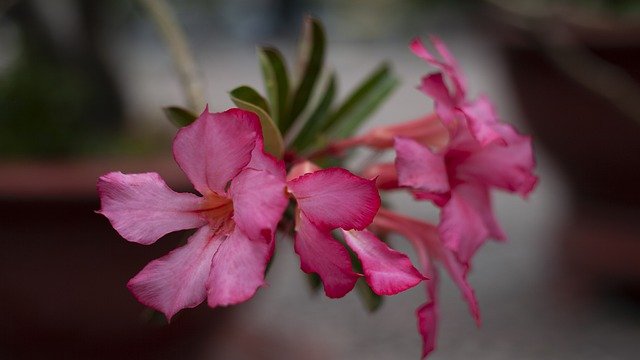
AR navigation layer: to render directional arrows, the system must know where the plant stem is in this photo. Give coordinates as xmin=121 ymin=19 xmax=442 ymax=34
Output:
xmin=138 ymin=0 xmax=205 ymax=112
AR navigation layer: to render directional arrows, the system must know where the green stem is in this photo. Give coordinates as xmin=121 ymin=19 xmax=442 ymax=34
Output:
xmin=138 ymin=0 xmax=205 ymax=112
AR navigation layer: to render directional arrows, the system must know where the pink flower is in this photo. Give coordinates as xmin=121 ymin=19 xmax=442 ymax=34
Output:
xmin=97 ymin=108 xmax=288 ymax=320
xmin=395 ymin=113 xmax=537 ymax=265
xmin=286 ymin=162 xmax=424 ymax=297
xmin=373 ymin=208 xmax=479 ymax=359
xmin=411 ymin=37 xmax=504 ymax=146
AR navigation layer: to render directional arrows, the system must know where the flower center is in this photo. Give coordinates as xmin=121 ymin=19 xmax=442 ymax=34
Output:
xmin=200 ymin=192 xmax=234 ymax=235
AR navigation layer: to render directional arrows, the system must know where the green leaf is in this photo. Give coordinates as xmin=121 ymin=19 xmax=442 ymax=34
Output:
xmin=291 ymin=73 xmax=337 ymax=152
xmin=163 ymin=106 xmax=197 ymax=127
xmin=324 ymin=63 xmax=398 ymax=138
xmin=258 ymin=47 xmax=290 ymax=125
xmin=230 ymin=86 xmax=284 ymax=159
xmin=285 ymin=16 xmax=326 ymax=133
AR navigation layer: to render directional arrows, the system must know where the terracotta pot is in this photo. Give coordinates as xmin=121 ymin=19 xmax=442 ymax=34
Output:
xmin=0 ymin=158 xmax=235 ymax=359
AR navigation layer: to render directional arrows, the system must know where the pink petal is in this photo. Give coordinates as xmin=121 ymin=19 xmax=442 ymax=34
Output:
xmin=412 ymin=189 xmax=450 ymax=207
xmin=418 ymin=74 xmax=458 ymax=128
xmin=362 ymin=162 xmax=400 ymax=190
xmin=97 ymin=172 xmax=206 ymax=245
xmin=342 ymin=229 xmax=424 ymax=295
xmin=417 ymin=261 xmax=439 ymax=359
xmin=417 ymin=300 xmax=437 ymax=359
xmin=395 ymin=137 xmax=450 ymax=194
xmin=247 ymin=138 xmax=286 ymax=179
xmin=287 ymin=161 xmax=322 ymax=182
xmin=288 ymin=168 xmax=380 ymax=231
xmin=293 ymin=213 xmax=359 ymax=298
xmin=456 ymin=183 xmax=506 ymax=242
xmin=460 ymin=97 xmax=504 ymax=147
xmin=441 ymin=247 xmax=480 ymax=325
xmin=457 ymin=125 xmax=538 ymax=197
xmin=438 ymin=185 xmax=490 ymax=264
xmin=173 ymin=108 xmax=261 ymax=194
xmin=230 ymin=168 xmax=287 ymax=242
xmin=410 ymin=37 xmax=441 ymax=66
xmin=127 ymin=226 xmax=219 ymax=321
xmin=430 ymin=35 xmax=467 ymax=99
xmin=206 ymin=227 xmax=273 ymax=307
xmin=411 ymin=37 xmax=466 ymax=101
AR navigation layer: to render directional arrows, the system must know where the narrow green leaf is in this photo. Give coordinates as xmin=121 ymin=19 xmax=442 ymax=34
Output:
xmin=291 ymin=73 xmax=337 ymax=151
xmin=285 ymin=16 xmax=326 ymax=132
xmin=324 ymin=63 xmax=398 ymax=138
xmin=230 ymin=86 xmax=284 ymax=159
xmin=229 ymin=86 xmax=271 ymax=114
xmin=258 ymin=47 xmax=290 ymax=125
xmin=163 ymin=106 xmax=197 ymax=127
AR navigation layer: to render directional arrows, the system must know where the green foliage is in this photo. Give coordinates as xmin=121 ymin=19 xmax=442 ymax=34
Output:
xmin=258 ymin=47 xmax=290 ymax=126
xmin=230 ymin=86 xmax=285 ymax=158
xmin=228 ymin=17 xmax=398 ymax=157
xmin=163 ymin=106 xmax=197 ymax=127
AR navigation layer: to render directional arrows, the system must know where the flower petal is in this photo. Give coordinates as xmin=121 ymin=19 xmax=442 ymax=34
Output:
xmin=288 ymin=168 xmax=380 ymax=231
xmin=342 ymin=229 xmax=424 ymax=295
xmin=127 ymin=226 xmax=219 ymax=321
xmin=395 ymin=137 xmax=450 ymax=195
xmin=293 ymin=213 xmax=359 ymax=298
xmin=418 ymin=73 xmax=457 ymax=124
xmin=362 ymin=162 xmax=400 ymax=190
xmin=460 ymin=96 xmax=504 ymax=147
xmin=206 ymin=227 xmax=273 ymax=308
xmin=173 ymin=108 xmax=260 ymax=194
xmin=411 ymin=37 xmax=466 ymax=101
xmin=247 ymin=138 xmax=286 ymax=179
xmin=438 ymin=185 xmax=490 ymax=264
xmin=442 ymin=247 xmax=480 ymax=325
xmin=457 ymin=125 xmax=538 ymax=197
xmin=430 ymin=35 xmax=467 ymax=99
xmin=97 ymin=172 xmax=206 ymax=245
xmin=417 ymin=261 xmax=439 ymax=359
xmin=230 ymin=168 xmax=287 ymax=242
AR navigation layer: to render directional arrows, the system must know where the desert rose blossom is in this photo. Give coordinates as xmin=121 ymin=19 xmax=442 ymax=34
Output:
xmin=411 ymin=37 xmax=505 ymax=146
xmin=395 ymin=116 xmax=537 ymax=265
xmin=97 ymin=108 xmax=288 ymax=320
xmin=373 ymin=208 xmax=479 ymax=359
xmin=286 ymin=161 xmax=424 ymax=298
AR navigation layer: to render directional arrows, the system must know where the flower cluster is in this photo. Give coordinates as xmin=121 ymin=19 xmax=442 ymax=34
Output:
xmin=98 ymin=26 xmax=536 ymax=358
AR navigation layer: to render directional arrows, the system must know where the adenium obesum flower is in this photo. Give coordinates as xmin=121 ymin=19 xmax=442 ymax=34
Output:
xmin=97 ymin=108 xmax=288 ymax=320
xmin=410 ymin=36 xmax=504 ymax=146
xmin=394 ymin=36 xmax=538 ymax=265
xmin=286 ymin=161 xmax=425 ymax=298
xmin=373 ymin=208 xmax=479 ymax=359
xmin=395 ymin=119 xmax=537 ymax=264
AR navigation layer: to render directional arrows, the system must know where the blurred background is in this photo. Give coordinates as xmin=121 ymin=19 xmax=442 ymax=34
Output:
xmin=1 ymin=0 xmax=640 ymax=358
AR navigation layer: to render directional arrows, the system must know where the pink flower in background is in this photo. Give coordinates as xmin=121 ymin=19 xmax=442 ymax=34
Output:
xmin=286 ymin=162 xmax=424 ymax=297
xmin=395 ymin=116 xmax=537 ymax=264
xmin=97 ymin=108 xmax=288 ymax=320
xmin=411 ymin=37 xmax=504 ymax=146
xmin=373 ymin=208 xmax=479 ymax=359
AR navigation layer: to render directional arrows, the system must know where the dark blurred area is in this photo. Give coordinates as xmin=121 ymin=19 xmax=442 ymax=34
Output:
xmin=1 ymin=0 xmax=640 ymax=359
